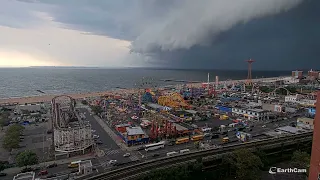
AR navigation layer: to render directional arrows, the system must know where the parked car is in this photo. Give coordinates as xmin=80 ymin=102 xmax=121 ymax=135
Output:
xmin=123 ymin=153 xmax=131 ymax=157
xmin=152 ymin=153 xmax=160 ymax=157
xmin=0 ymin=173 xmax=7 ymax=177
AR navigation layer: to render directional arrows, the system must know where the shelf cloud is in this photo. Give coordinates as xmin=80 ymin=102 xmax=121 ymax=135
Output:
xmin=130 ymin=0 xmax=303 ymax=54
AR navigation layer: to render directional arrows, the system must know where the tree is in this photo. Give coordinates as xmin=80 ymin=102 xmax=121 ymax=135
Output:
xmin=259 ymin=86 xmax=272 ymax=93
xmin=2 ymin=135 xmax=20 ymax=150
xmin=81 ymin=100 xmax=88 ymax=105
xmin=15 ymin=150 xmax=38 ymax=167
xmin=290 ymin=150 xmax=310 ymax=175
xmin=91 ymin=105 xmax=103 ymax=115
xmin=7 ymin=124 xmax=24 ymax=134
xmin=223 ymin=149 xmax=263 ymax=180
xmin=255 ymin=149 xmax=269 ymax=169
xmin=2 ymin=124 xmax=24 ymax=150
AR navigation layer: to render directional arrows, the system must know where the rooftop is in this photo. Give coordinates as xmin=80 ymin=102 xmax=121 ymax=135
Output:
xmin=126 ymin=126 xmax=145 ymax=136
xmin=276 ymin=126 xmax=306 ymax=134
xmin=247 ymin=109 xmax=267 ymax=113
xmin=147 ymin=103 xmax=164 ymax=109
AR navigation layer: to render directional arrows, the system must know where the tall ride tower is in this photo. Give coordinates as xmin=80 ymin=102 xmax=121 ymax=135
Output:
xmin=246 ymin=59 xmax=255 ymax=85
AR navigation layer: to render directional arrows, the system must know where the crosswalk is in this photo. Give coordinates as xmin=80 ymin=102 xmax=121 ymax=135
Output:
xmin=105 ymin=149 xmax=120 ymax=155
xmin=129 ymin=155 xmax=139 ymax=161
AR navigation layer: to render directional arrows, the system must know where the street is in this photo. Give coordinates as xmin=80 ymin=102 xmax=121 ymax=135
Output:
xmin=78 ymin=108 xmax=140 ymax=164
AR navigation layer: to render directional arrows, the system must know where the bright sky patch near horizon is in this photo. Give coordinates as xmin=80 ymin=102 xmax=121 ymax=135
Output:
xmin=0 ymin=1 xmax=136 ymax=67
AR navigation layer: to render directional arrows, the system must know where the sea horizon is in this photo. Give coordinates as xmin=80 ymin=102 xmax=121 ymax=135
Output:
xmin=0 ymin=68 xmax=292 ymax=99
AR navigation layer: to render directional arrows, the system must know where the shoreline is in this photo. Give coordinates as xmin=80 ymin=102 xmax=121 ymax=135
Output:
xmin=0 ymin=76 xmax=288 ymax=105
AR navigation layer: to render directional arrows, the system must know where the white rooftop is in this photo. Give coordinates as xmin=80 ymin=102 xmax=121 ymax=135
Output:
xmin=248 ymin=109 xmax=266 ymax=113
xmin=147 ymin=103 xmax=164 ymax=109
xmin=126 ymin=126 xmax=145 ymax=136
xmin=276 ymin=126 xmax=306 ymax=134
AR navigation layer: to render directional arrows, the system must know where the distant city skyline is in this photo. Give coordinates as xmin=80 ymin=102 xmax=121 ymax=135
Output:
xmin=0 ymin=0 xmax=319 ymax=70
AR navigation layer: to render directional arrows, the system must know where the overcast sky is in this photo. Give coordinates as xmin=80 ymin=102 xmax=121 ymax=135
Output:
xmin=0 ymin=0 xmax=319 ymax=69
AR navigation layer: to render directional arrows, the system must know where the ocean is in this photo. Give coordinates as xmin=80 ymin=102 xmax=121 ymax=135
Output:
xmin=0 ymin=68 xmax=289 ymax=98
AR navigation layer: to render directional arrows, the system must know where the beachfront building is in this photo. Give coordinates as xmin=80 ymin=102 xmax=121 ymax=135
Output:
xmin=285 ymin=94 xmax=316 ymax=107
xmin=297 ymin=117 xmax=314 ymax=130
xmin=262 ymin=104 xmax=284 ymax=113
xmin=232 ymin=107 xmax=270 ymax=121
xmin=284 ymin=94 xmax=303 ymax=103
xmin=15 ymin=104 xmax=43 ymax=114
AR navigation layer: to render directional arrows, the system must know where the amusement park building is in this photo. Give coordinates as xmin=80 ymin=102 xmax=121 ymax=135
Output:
xmin=296 ymin=117 xmax=314 ymax=130
xmin=215 ymin=105 xmax=232 ymax=113
xmin=116 ymin=125 xmax=149 ymax=146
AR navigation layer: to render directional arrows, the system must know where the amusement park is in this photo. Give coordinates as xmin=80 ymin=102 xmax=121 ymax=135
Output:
xmin=84 ymin=67 xmax=318 ymax=152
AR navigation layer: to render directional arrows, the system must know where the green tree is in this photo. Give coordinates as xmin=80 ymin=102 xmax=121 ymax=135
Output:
xmin=7 ymin=124 xmax=24 ymax=134
xmin=223 ymin=149 xmax=263 ymax=180
xmin=259 ymin=86 xmax=272 ymax=93
xmin=2 ymin=135 xmax=20 ymax=150
xmin=290 ymin=150 xmax=310 ymax=175
xmin=2 ymin=124 xmax=24 ymax=150
xmin=15 ymin=150 xmax=38 ymax=167
xmin=255 ymin=149 xmax=269 ymax=169
xmin=81 ymin=100 xmax=88 ymax=105
xmin=91 ymin=105 xmax=103 ymax=115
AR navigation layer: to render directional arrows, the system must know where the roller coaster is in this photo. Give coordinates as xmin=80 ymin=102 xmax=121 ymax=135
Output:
xmin=81 ymin=132 xmax=312 ymax=180
xmin=157 ymin=93 xmax=190 ymax=109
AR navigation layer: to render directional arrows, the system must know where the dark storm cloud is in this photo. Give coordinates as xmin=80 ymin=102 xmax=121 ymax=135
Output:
xmin=15 ymin=0 xmax=320 ymax=69
xmin=148 ymin=0 xmax=320 ymax=70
